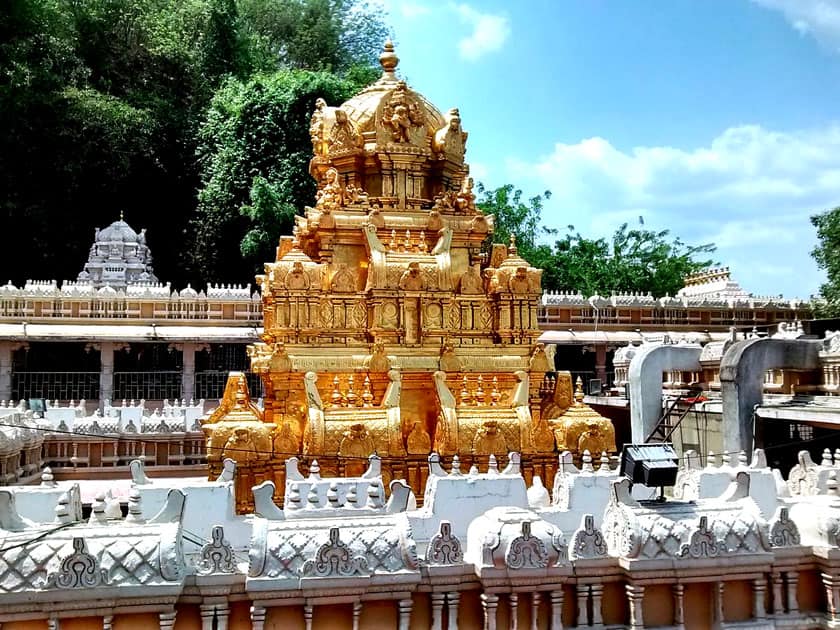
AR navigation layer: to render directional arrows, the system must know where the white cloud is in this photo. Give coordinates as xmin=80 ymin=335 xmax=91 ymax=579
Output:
xmin=453 ymin=4 xmax=510 ymax=61
xmin=751 ymin=0 xmax=840 ymax=52
xmin=509 ymin=124 xmax=840 ymax=297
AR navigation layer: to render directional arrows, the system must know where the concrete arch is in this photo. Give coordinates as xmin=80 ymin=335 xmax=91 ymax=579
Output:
xmin=720 ymin=338 xmax=821 ymax=455
xmin=628 ymin=344 xmax=702 ymax=443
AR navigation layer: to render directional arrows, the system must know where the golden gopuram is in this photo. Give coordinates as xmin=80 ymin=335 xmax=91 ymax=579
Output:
xmin=203 ymin=42 xmax=616 ymax=512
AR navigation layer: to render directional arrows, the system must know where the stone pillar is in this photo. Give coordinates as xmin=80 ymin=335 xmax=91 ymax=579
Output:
xmin=530 ymin=592 xmax=540 ymax=630
xmin=250 ymin=605 xmax=266 ymax=630
xmin=0 ymin=342 xmax=13 ymax=401
xmin=431 ymin=593 xmax=445 ymax=630
xmin=181 ymin=342 xmax=196 ymax=402
xmin=772 ymin=573 xmax=784 ymax=615
xmin=303 ymin=604 xmax=313 ymax=630
xmin=352 ymin=602 xmax=362 ymax=630
xmin=510 ymin=592 xmax=519 ymax=630
xmin=785 ymin=571 xmax=799 ymax=613
xmin=753 ymin=577 xmax=767 ymax=619
xmin=103 ymin=615 xmax=113 ymax=630
xmin=576 ymin=584 xmax=588 ymax=627
xmin=99 ymin=342 xmax=115 ymax=408
xmin=47 ymin=619 xmax=59 ymax=630
xmin=672 ymin=583 xmax=685 ymax=629
xmin=626 ymin=584 xmax=644 ymax=630
xmin=481 ymin=593 xmax=499 ymax=630
xmin=158 ymin=611 xmax=177 ymax=630
xmin=591 ymin=583 xmax=604 ymax=626
xmin=595 ymin=343 xmax=607 ymax=385
xmin=398 ymin=598 xmax=412 ymax=630
xmin=447 ymin=591 xmax=460 ymax=630
xmin=550 ymin=590 xmax=564 ymax=630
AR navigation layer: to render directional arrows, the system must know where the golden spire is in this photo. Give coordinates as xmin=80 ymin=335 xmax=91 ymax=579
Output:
xmin=573 ymin=376 xmax=584 ymax=405
xmin=509 ymin=233 xmax=518 ymax=255
xmin=379 ymin=39 xmax=399 ymax=79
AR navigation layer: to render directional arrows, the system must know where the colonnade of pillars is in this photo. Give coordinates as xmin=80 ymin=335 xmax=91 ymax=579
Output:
xmin=32 ymin=568 xmax=829 ymax=629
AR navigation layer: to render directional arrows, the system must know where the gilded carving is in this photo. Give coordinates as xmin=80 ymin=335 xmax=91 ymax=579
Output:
xmin=310 ymin=97 xmax=329 ymax=158
xmin=472 ymin=421 xmax=508 ymax=456
xmin=433 ymin=107 xmax=468 ymax=159
xmin=399 ymin=262 xmax=426 ymax=291
xmin=338 ymin=424 xmax=375 ymax=457
xmin=330 ymin=264 xmax=356 ymax=293
xmin=328 ymin=108 xmax=360 ymax=155
xmin=380 ymin=82 xmax=424 ymax=145
xmin=406 ymin=421 xmax=431 ymax=455
xmin=459 ymin=265 xmax=483 ymax=295
xmin=439 ymin=342 xmax=461 ymax=372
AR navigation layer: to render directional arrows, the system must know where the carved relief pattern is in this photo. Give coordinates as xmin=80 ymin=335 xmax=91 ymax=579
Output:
xmin=301 ymin=527 xmax=371 ymax=577
xmin=505 ymin=521 xmax=548 ymax=569
xmin=681 ymin=516 xmax=719 ymax=558
xmin=198 ymin=526 xmax=236 ymax=575
xmin=570 ymin=514 xmax=608 ymax=559
xmin=769 ymin=507 xmax=801 ymax=547
xmin=426 ymin=521 xmax=463 ymax=565
xmin=45 ymin=537 xmax=108 ymax=588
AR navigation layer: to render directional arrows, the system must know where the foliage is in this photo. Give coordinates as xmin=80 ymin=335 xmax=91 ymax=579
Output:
xmin=1 ymin=0 xmax=386 ymax=286
xmin=811 ymin=207 xmax=840 ymax=317
xmin=189 ymin=70 xmax=365 ymax=281
xmin=478 ymin=183 xmax=716 ymax=298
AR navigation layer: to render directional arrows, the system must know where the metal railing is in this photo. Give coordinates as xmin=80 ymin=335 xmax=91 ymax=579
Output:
xmin=11 ymin=371 xmax=100 ymax=401
xmin=113 ymin=371 xmax=181 ymax=401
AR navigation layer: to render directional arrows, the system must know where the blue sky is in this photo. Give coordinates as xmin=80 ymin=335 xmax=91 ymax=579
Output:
xmin=381 ymin=0 xmax=840 ymax=299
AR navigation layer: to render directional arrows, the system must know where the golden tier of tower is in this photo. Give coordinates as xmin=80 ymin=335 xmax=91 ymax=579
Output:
xmin=203 ymin=42 xmax=615 ymax=511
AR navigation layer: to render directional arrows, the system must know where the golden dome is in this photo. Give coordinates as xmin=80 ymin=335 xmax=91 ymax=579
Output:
xmin=341 ymin=41 xmax=447 ymax=141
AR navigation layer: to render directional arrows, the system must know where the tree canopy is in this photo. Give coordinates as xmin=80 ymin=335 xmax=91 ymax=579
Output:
xmin=477 ymin=183 xmax=717 ymax=298
xmin=1 ymin=0 xmax=386 ymax=287
xmin=811 ymin=206 xmax=840 ymax=316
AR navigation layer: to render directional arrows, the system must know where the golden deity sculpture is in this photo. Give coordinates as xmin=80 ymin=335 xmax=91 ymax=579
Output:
xmin=204 ymin=41 xmax=603 ymax=511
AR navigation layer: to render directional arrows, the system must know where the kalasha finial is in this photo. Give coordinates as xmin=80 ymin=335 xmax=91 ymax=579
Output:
xmin=379 ymin=39 xmax=399 ymax=76
xmin=509 ymin=233 xmax=518 ymax=254
xmin=119 ymin=209 xmax=124 ymax=222
xmin=573 ymin=377 xmax=584 ymax=405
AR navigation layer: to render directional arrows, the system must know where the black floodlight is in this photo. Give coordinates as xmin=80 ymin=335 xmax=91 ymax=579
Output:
xmin=620 ymin=443 xmax=678 ymax=488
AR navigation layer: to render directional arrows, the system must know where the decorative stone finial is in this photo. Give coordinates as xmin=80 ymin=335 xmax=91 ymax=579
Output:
xmin=379 ymin=40 xmax=399 ymax=77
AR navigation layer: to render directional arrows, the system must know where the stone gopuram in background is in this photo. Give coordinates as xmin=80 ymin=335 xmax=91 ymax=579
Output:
xmin=203 ymin=42 xmax=595 ymax=511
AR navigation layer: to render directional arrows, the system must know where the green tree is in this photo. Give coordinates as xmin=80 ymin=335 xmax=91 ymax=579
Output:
xmin=477 ymin=183 xmax=716 ymax=298
xmin=811 ymin=207 xmax=840 ymax=316
xmin=189 ymin=70 xmax=366 ymax=282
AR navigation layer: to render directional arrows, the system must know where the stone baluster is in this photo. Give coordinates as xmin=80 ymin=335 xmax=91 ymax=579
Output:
xmin=753 ymin=577 xmax=767 ymax=619
xmin=785 ymin=571 xmax=799 ymax=614
xmin=626 ymin=584 xmax=644 ymax=630
xmin=550 ymin=590 xmax=564 ymax=630
xmin=576 ymin=584 xmax=588 ymax=626
xmin=481 ymin=593 xmax=499 ymax=630
xmin=103 ymin=615 xmax=113 ymax=630
xmin=352 ymin=602 xmax=362 ymax=630
xmin=159 ymin=611 xmax=177 ymax=630
xmin=47 ymin=618 xmax=60 ymax=630
xmin=510 ymin=592 xmax=519 ymax=630
xmin=672 ymin=584 xmax=685 ymax=629
xmin=772 ymin=573 xmax=784 ymax=615
xmin=200 ymin=604 xmax=215 ymax=630
xmin=216 ymin=605 xmax=229 ymax=630
xmin=303 ymin=604 xmax=313 ymax=630
xmin=398 ymin=598 xmax=412 ymax=630
xmin=713 ymin=582 xmax=724 ymax=625
xmin=590 ymin=584 xmax=604 ymax=626
xmin=530 ymin=592 xmax=540 ymax=630
xmin=250 ymin=605 xmax=266 ymax=630
xmin=431 ymin=593 xmax=446 ymax=630
xmin=447 ymin=591 xmax=460 ymax=630
xmin=823 ymin=573 xmax=840 ymax=622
